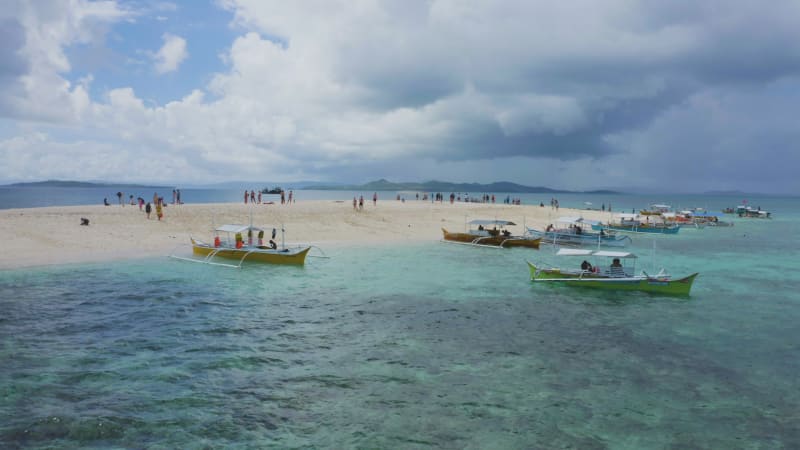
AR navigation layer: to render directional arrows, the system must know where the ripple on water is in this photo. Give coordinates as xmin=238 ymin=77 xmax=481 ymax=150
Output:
xmin=2 ymin=234 xmax=800 ymax=448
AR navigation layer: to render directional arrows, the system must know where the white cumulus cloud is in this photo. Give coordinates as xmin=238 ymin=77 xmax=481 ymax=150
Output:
xmin=153 ymin=33 xmax=187 ymax=74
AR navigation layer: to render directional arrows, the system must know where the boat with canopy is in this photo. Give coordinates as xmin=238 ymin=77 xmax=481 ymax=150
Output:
xmin=171 ymin=223 xmax=315 ymax=267
xmin=527 ymin=248 xmax=698 ymax=296
xmin=592 ymin=213 xmax=680 ymax=235
xmin=526 ymin=217 xmax=631 ymax=247
xmin=442 ymin=219 xmax=541 ymax=249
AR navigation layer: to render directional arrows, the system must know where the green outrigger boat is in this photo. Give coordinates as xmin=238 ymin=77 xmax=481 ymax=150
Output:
xmin=528 ymin=248 xmax=698 ymax=296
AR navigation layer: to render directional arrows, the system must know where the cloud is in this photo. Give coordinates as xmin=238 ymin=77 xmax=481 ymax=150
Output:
xmin=153 ymin=33 xmax=187 ymax=74
xmin=0 ymin=0 xmax=130 ymax=122
xmin=3 ymin=0 xmax=800 ymax=193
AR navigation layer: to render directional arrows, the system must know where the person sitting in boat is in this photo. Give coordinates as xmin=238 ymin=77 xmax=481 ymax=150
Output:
xmin=575 ymin=226 xmax=582 ymax=235
xmin=581 ymin=260 xmax=593 ymax=272
xmin=610 ymin=258 xmax=625 ymax=277
xmin=546 ymin=224 xmax=554 ymax=232
xmin=268 ymin=239 xmax=278 ymax=250
xmin=599 ymin=229 xmax=606 ymax=236
xmin=478 ymin=225 xmax=484 ymax=231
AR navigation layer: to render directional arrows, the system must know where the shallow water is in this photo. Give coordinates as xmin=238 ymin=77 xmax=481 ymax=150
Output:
xmin=2 ymin=204 xmax=800 ymax=448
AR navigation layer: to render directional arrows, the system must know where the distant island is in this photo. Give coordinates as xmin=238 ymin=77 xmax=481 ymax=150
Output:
xmin=307 ymin=179 xmax=619 ymax=195
xmin=2 ymin=180 xmax=171 ymax=189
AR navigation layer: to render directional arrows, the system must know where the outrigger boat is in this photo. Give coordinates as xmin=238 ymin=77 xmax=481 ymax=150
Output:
xmin=738 ymin=207 xmax=771 ymax=219
xmin=527 ymin=248 xmax=698 ymax=296
xmin=442 ymin=219 xmax=541 ymax=249
xmin=592 ymin=213 xmax=680 ymax=235
xmin=526 ymin=217 xmax=631 ymax=247
xmin=640 ymin=204 xmax=672 ymax=216
xmin=171 ymin=224 xmax=313 ymax=267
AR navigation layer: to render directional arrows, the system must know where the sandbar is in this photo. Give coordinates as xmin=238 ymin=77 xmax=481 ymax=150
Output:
xmin=0 ymin=200 xmax=615 ymax=269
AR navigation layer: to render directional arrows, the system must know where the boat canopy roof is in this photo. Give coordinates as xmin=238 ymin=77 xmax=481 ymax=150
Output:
xmin=556 ymin=216 xmax=602 ymax=226
xmin=556 ymin=248 xmax=637 ymax=258
xmin=468 ymin=219 xmax=516 ymax=226
xmin=215 ymin=224 xmax=264 ymax=233
xmin=651 ymin=204 xmax=671 ymax=208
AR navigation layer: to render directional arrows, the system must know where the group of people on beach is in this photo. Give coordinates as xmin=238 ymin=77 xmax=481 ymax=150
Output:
xmin=103 ymin=190 xmax=182 ymax=222
xmin=244 ymin=189 xmax=294 ymax=205
xmin=353 ymin=193 xmax=377 ymax=211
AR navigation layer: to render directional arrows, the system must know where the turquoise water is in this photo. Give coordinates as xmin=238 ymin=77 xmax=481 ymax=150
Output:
xmin=2 ymin=205 xmax=800 ymax=447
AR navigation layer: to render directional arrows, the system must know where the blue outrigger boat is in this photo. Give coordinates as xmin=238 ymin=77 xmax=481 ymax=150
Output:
xmin=527 ymin=217 xmax=631 ymax=247
xmin=591 ymin=213 xmax=680 ymax=235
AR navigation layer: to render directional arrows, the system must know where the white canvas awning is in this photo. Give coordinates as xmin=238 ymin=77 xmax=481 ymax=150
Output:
xmin=556 ymin=248 xmax=593 ymax=256
xmin=555 ymin=248 xmax=637 ymax=258
xmin=468 ymin=219 xmax=516 ymax=226
xmin=215 ymin=224 xmax=264 ymax=233
xmin=593 ymin=250 xmax=636 ymax=258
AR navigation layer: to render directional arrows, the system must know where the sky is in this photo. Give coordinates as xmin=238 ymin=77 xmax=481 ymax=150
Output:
xmin=1 ymin=0 xmax=799 ymax=193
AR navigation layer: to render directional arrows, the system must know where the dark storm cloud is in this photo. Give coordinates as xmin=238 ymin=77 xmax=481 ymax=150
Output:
xmin=0 ymin=18 xmax=28 ymax=118
xmin=324 ymin=0 xmax=800 ymax=167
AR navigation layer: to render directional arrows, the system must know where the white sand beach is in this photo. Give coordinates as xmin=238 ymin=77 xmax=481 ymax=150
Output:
xmin=0 ymin=200 xmax=614 ymax=269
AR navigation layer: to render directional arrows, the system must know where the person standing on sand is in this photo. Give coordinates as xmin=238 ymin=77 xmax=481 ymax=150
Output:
xmin=288 ymin=190 xmax=293 ymax=204
xmin=156 ymin=199 xmax=163 ymax=221
xmin=176 ymin=189 xmax=181 ymax=204
xmin=280 ymin=191 xmax=285 ymax=205
xmin=258 ymin=191 xmax=262 ymax=204
xmin=244 ymin=190 xmax=248 ymax=204
xmin=353 ymin=196 xmax=357 ymax=210
xmin=250 ymin=190 xmax=256 ymax=203
xmin=117 ymin=191 xmax=123 ymax=206
xmin=172 ymin=189 xmax=176 ymax=204
xmin=359 ymin=195 xmax=364 ymax=211
xmin=145 ymin=202 xmax=152 ymax=219
xmin=373 ymin=192 xmax=377 ymax=206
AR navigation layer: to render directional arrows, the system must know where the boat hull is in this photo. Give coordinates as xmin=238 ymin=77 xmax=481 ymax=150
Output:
xmin=592 ymin=223 xmax=680 ymax=234
xmin=191 ymin=238 xmax=310 ymax=265
xmin=527 ymin=262 xmax=697 ymax=296
xmin=442 ymin=229 xmax=540 ymax=248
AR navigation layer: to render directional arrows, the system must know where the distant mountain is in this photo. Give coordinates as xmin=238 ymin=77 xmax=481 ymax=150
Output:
xmin=181 ymin=180 xmax=344 ymax=189
xmin=2 ymin=180 xmax=170 ymax=189
xmin=307 ymin=179 xmax=620 ymax=194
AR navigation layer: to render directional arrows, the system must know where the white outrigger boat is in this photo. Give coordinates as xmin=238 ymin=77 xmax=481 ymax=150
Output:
xmin=526 ymin=217 xmax=631 ymax=247
xmin=527 ymin=248 xmax=698 ymax=296
xmin=170 ymin=224 xmax=320 ymax=268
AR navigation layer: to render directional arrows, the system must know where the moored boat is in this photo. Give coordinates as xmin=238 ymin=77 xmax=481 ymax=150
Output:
xmin=528 ymin=248 xmax=698 ymax=296
xmin=592 ymin=213 xmax=680 ymax=234
xmin=442 ymin=220 xmax=541 ymax=249
xmin=173 ymin=224 xmax=313 ymax=267
xmin=640 ymin=204 xmax=672 ymax=216
xmin=526 ymin=217 xmax=631 ymax=247
xmin=738 ymin=207 xmax=771 ymax=219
